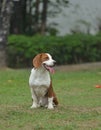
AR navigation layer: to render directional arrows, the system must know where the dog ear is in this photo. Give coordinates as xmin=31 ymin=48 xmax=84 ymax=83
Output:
xmin=33 ymin=54 xmax=42 ymax=68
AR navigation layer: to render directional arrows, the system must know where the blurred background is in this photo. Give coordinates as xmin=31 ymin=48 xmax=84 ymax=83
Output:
xmin=0 ymin=0 xmax=101 ymax=68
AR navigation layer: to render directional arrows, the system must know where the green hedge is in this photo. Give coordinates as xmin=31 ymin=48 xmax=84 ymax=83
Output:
xmin=7 ymin=34 xmax=101 ymax=68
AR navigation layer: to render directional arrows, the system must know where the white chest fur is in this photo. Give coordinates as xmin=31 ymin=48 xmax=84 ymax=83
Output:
xmin=29 ymin=68 xmax=51 ymax=97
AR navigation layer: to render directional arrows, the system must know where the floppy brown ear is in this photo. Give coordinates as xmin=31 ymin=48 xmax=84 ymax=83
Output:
xmin=33 ymin=54 xmax=42 ymax=68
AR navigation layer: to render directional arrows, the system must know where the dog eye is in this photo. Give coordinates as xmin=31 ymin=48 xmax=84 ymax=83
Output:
xmin=43 ymin=56 xmax=49 ymax=61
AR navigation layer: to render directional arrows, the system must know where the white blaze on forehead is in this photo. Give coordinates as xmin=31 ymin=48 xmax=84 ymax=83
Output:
xmin=46 ymin=53 xmax=52 ymax=60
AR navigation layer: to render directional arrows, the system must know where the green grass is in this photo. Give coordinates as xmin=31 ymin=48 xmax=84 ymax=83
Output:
xmin=0 ymin=68 xmax=101 ymax=130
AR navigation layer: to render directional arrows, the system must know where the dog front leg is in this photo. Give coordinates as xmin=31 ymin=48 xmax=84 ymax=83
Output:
xmin=30 ymin=87 xmax=39 ymax=108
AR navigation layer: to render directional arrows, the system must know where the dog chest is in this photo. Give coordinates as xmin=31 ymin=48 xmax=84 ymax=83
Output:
xmin=29 ymin=68 xmax=51 ymax=87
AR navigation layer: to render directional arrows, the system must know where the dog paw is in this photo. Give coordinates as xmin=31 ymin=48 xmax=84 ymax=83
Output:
xmin=30 ymin=105 xmax=37 ymax=109
xmin=30 ymin=103 xmax=39 ymax=108
xmin=47 ymin=104 xmax=54 ymax=109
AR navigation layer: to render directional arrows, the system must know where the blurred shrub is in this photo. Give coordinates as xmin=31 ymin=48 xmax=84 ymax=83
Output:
xmin=7 ymin=34 xmax=101 ymax=68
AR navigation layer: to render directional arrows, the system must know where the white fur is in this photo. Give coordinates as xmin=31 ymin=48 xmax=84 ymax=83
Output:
xmin=48 ymin=97 xmax=54 ymax=109
xmin=43 ymin=53 xmax=56 ymax=67
xmin=29 ymin=53 xmax=55 ymax=109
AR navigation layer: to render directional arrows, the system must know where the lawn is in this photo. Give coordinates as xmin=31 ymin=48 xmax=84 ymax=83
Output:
xmin=0 ymin=68 xmax=101 ymax=130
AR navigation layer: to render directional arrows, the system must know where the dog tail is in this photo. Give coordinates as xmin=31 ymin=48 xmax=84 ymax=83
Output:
xmin=53 ymin=95 xmax=58 ymax=105
xmin=53 ymin=93 xmax=59 ymax=105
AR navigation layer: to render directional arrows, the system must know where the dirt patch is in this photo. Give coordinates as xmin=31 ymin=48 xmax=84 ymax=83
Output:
xmin=55 ymin=62 xmax=101 ymax=72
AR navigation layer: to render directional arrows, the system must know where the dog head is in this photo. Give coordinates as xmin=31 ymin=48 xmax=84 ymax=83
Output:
xmin=33 ymin=53 xmax=56 ymax=73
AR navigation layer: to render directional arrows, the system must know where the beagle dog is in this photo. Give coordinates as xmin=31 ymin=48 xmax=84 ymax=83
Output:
xmin=29 ymin=53 xmax=58 ymax=109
